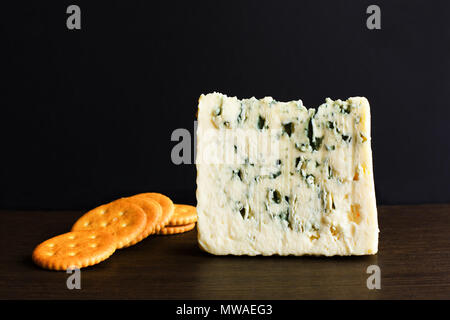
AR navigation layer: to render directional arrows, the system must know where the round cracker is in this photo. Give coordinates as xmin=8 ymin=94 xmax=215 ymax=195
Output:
xmin=72 ymin=199 xmax=147 ymax=249
xmin=131 ymin=193 xmax=174 ymax=233
xmin=119 ymin=197 xmax=162 ymax=247
xmin=32 ymin=230 xmax=116 ymax=271
xmin=167 ymin=204 xmax=197 ymax=226
xmin=158 ymin=222 xmax=196 ymax=235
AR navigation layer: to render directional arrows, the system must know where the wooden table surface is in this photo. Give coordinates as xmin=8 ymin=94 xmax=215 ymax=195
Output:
xmin=0 ymin=204 xmax=449 ymax=300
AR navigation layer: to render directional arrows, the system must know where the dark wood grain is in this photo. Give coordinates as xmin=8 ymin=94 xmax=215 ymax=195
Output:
xmin=0 ymin=205 xmax=449 ymax=300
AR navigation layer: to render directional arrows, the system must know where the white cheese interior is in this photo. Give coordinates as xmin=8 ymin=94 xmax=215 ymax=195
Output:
xmin=196 ymin=92 xmax=378 ymax=256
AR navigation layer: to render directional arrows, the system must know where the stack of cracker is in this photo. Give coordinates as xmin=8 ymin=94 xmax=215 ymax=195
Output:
xmin=32 ymin=193 xmax=197 ymax=270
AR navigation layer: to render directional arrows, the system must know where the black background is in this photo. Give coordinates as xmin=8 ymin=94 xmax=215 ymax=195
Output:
xmin=1 ymin=0 xmax=449 ymax=210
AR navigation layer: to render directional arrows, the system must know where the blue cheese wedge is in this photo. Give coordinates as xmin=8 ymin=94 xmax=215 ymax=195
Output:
xmin=196 ymin=92 xmax=378 ymax=256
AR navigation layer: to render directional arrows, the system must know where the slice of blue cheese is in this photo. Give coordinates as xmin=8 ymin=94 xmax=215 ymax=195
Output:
xmin=196 ymin=92 xmax=378 ymax=256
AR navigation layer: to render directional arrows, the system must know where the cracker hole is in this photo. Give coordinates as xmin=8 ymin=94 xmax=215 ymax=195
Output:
xmin=90 ymin=243 xmax=98 ymax=248
xmin=46 ymin=252 xmax=54 ymax=256
xmin=68 ymin=252 xmax=77 ymax=256
xmin=121 ymin=223 xmax=128 ymax=227
xmin=84 ymin=222 xmax=90 ymax=227
xmin=90 ymin=235 xmax=97 ymax=239
xmin=47 ymin=243 xmax=55 ymax=248
xmin=118 ymin=211 xmax=124 ymax=216
xmin=68 ymin=243 xmax=76 ymax=248
xmin=101 ymin=222 xmax=108 ymax=227
xmin=67 ymin=235 xmax=76 ymax=240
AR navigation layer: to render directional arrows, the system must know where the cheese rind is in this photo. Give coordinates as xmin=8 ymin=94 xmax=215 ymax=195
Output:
xmin=196 ymin=93 xmax=378 ymax=256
